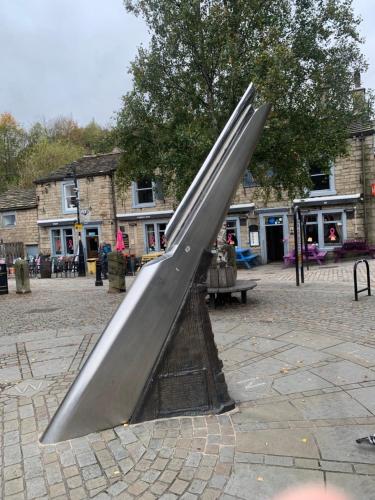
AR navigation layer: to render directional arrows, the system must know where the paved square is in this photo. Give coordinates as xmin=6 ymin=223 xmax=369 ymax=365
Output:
xmin=1 ymin=259 xmax=375 ymax=499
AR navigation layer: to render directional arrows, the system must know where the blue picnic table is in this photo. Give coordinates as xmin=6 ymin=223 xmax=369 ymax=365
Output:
xmin=235 ymin=247 xmax=260 ymax=269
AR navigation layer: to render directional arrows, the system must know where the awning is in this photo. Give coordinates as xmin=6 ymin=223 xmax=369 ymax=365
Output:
xmin=116 ymin=210 xmax=174 ymax=221
xmin=255 ymin=207 xmax=289 ymax=214
xmin=37 ymin=217 xmax=77 ymax=227
xmin=228 ymin=203 xmax=255 ymax=213
xmin=294 ymin=193 xmax=362 ymax=206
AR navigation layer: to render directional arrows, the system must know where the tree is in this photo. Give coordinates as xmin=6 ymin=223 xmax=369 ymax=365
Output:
xmin=81 ymin=120 xmax=118 ymax=154
xmin=0 ymin=113 xmax=27 ymax=192
xmin=116 ymin=0 xmax=370 ymax=200
xmin=17 ymin=140 xmax=85 ymax=188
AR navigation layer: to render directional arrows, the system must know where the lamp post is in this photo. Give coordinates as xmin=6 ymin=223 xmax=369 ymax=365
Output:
xmin=71 ymin=163 xmax=86 ymax=277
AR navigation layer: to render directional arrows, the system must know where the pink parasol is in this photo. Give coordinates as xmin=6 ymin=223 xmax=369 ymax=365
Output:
xmin=115 ymin=229 xmax=125 ymax=252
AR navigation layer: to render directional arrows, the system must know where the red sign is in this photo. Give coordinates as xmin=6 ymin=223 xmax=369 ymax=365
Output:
xmin=372 ymin=184 xmax=375 ymax=197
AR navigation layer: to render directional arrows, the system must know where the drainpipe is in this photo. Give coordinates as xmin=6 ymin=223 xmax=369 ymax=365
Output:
xmin=360 ymin=133 xmax=368 ymax=241
xmin=110 ymin=172 xmax=118 ymax=241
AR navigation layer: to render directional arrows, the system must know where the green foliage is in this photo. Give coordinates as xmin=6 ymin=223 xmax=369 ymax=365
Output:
xmin=0 ymin=114 xmax=117 ymax=191
xmin=116 ymin=0 xmax=370 ymax=200
xmin=0 ymin=113 xmax=27 ymax=192
xmin=17 ymin=140 xmax=85 ymax=188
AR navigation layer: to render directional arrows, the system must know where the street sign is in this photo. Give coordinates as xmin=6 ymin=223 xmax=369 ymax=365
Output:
xmin=74 ymin=223 xmax=83 ymax=232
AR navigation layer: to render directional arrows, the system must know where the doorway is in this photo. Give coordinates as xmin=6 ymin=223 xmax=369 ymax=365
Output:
xmin=266 ymin=225 xmax=284 ymax=261
xmin=260 ymin=212 xmax=289 ymax=263
xmin=85 ymin=227 xmax=99 ymax=259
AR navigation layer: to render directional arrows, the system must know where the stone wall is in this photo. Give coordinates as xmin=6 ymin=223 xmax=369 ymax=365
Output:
xmin=0 ymin=208 xmax=39 ymax=254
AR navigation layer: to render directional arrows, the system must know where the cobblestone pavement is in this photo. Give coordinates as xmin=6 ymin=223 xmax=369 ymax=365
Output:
xmin=1 ymin=260 xmax=375 ymax=499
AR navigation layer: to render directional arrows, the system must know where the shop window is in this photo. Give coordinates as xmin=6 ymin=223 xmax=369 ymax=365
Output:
xmin=144 ymin=222 xmax=168 ymax=253
xmin=1 ymin=212 xmax=16 ymax=227
xmin=133 ymin=179 xmax=155 ymax=207
xmin=304 ymin=214 xmax=319 ymax=244
xmin=64 ymin=228 xmax=74 ymax=255
xmin=323 ymin=212 xmax=343 ymax=246
xmin=226 ymin=219 xmax=239 ymax=246
xmin=51 ymin=227 xmax=75 ymax=255
xmin=63 ymin=182 xmax=78 ymax=212
xmin=51 ymin=229 xmax=63 ymax=255
xmin=309 ymin=163 xmax=335 ymax=196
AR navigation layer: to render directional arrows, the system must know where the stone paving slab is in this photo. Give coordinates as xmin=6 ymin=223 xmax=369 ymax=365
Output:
xmin=272 ymin=371 xmax=333 ymax=395
xmin=2 ymin=263 xmax=375 ymax=498
xmin=224 ymin=464 xmax=323 ymax=499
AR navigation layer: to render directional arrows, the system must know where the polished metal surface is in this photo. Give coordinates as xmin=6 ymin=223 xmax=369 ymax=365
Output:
xmin=41 ymin=85 xmax=270 ymax=443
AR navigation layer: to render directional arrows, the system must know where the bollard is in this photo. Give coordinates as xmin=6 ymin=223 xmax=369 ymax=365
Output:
xmin=15 ymin=259 xmax=31 ymax=294
xmin=0 ymin=262 xmax=8 ymax=295
xmin=40 ymin=255 xmax=52 ymax=279
xmin=95 ymin=260 xmax=103 ymax=286
xmin=108 ymin=252 xmax=126 ymax=293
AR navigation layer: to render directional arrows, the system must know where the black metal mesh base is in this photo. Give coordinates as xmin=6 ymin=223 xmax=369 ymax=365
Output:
xmin=131 ymin=252 xmax=234 ymax=423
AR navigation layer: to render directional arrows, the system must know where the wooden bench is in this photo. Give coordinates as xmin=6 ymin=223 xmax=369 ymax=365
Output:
xmin=207 ymin=279 xmax=257 ymax=306
xmin=235 ymin=248 xmax=260 ymax=269
xmin=334 ymin=240 xmax=375 ymax=262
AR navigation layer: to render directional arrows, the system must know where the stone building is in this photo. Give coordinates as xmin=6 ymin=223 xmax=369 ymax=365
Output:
xmin=34 ymin=153 xmax=120 ymax=258
xmin=0 ymin=188 xmax=38 ymax=261
xmin=1 ymin=119 xmax=374 ymax=263
xmin=235 ymin=121 xmax=375 ymax=263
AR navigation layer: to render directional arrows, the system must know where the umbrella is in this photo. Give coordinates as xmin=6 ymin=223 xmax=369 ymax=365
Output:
xmin=115 ymin=229 xmax=125 ymax=252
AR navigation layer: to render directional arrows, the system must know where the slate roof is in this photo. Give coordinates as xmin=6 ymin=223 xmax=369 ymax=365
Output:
xmin=349 ymin=118 xmax=374 ymax=137
xmin=0 ymin=187 xmax=37 ymax=211
xmin=34 ymin=152 xmax=121 ymax=184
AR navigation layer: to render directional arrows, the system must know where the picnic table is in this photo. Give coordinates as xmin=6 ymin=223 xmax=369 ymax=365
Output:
xmin=207 ymin=279 xmax=257 ymax=306
xmin=333 ymin=240 xmax=375 ymax=262
xmin=235 ymin=247 xmax=260 ymax=269
xmin=284 ymin=245 xmax=327 ymax=266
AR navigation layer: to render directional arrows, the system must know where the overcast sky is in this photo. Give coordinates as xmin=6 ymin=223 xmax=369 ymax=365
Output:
xmin=0 ymin=0 xmax=373 ymax=129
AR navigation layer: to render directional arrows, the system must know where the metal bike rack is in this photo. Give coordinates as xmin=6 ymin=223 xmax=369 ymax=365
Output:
xmin=353 ymin=259 xmax=371 ymax=301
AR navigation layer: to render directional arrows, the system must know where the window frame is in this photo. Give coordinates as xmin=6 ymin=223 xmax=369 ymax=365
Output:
xmin=50 ymin=227 xmax=76 ymax=256
xmin=143 ymin=220 xmax=169 ymax=253
xmin=62 ymin=181 xmax=78 ymax=214
xmin=225 ymin=217 xmax=241 ymax=247
xmin=302 ymin=209 xmax=346 ymax=250
xmin=242 ymin=170 xmax=258 ymax=188
xmin=1 ymin=211 xmax=16 ymax=228
xmin=309 ymin=163 xmax=336 ymax=197
xmin=132 ymin=179 xmax=155 ymax=208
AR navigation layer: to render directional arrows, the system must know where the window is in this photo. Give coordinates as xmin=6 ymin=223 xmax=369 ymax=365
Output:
xmin=51 ymin=227 xmax=75 ymax=256
xmin=300 ymin=210 xmax=345 ymax=249
xmin=144 ymin=222 xmax=167 ymax=253
xmin=243 ymin=170 xmax=258 ymax=188
xmin=1 ymin=212 xmax=16 ymax=227
xmin=323 ymin=213 xmax=343 ymax=246
xmin=304 ymin=214 xmax=319 ymax=244
xmin=309 ymin=163 xmax=335 ymax=196
xmin=63 ymin=182 xmax=78 ymax=212
xmin=51 ymin=229 xmax=63 ymax=255
xmin=225 ymin=218 xmax=240 ymax=246
xmin=133 ymin=179 xmax=155 ymax=207
xmin=64 ymin=228 xmax=74 ymax=255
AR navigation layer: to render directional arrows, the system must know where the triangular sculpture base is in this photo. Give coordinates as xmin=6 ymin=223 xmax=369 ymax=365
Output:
xmin=131 ymin=252 xmax=235 ymax=424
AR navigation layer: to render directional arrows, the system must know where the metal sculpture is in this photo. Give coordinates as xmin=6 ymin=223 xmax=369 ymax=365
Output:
xmin=41 ymin=84 xmax=270 ymax=443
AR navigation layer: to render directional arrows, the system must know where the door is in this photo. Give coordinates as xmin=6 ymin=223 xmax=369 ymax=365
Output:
xmin=85 ymin=228 xmax=99 ymax=259
xmin=266 ymin=225 xmax=284 ymax=262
